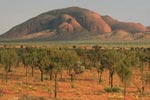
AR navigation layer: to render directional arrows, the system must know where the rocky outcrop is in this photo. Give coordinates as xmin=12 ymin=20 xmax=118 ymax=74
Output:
xmin=102 ymin=16 xmax=147 ymax=33
xmin=0 ymin=7 xmax=148 ymax=40
xmin=1 ymin=7 xmax=112 ymax=39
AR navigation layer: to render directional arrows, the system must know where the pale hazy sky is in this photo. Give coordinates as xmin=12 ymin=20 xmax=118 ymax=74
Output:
xmin=0 ymin=0 xmax=150 ymax=35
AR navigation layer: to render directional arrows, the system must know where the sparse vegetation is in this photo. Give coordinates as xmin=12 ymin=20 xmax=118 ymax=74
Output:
xmin=104 ymin=86 xmax=121 ymax=93
xmin=0 ymin=44 xmax=150 ymax=99
xmin=18 ymin=94 xmax=45 ymax=100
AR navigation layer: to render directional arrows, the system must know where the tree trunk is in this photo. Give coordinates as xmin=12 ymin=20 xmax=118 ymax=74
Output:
xmin=109 ymin=73 xmax=111 ymax=86
xmin=41 ymin=70 xmax=43 ymax=82
xmin=67 ymin=66 xmax=69 ymax=75
xmin=31 ymin=66 xmax=34 ymax=77
xmin=124 ymin=80 xmax=127 ymax=100
xmin=5 ymin=71 xmax=8 ymax=82
xmin=8 ymin=66 xmax=11 ymax=72
xmin=149 ymin=61 xmax=150 ymax=71
xmin=70 ymin=74 xmax=74 ymax=88
xmin=110 ymin=74 xmax=113 ymax=88
xmin=60 ymin=67 xmax=63 ymax=80
xmin=49 ymin=69 xmax=53 ymax=80
xmin=26 ymin=66 xmax=28 ymax=76
xmin=38 ymin=66 xmax=44 ymax=82
xmin=141 ymin=62 xmax=144 ymax=96
xmin=54 ymin=73 xmax=58 ymax=98
xmin=142 ymin=86 xmax=145 ymax=96
xmin=98 ymin=71 xmax=102 ymax=84
xmin=1 ymin=72 xmax=4 ymax=82
xmin=83 ymin=58 xmax=86 ymax=66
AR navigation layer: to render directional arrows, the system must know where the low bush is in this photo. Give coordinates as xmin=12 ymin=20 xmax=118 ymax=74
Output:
xmin=104 ymin=86 xmax=121 ymax=93
xmin=104 ymin=87 xmax=112 ymax=92
xmin=75 ymin=66 xmax=85 ymax=74
xmin=44 ymin=77 xmax=49 ymax=80
xmin=112 ymin=86 xmax=121 ymax=92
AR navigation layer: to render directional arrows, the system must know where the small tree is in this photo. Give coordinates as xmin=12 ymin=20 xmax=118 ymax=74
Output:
xmin=117 ymin=61 xmax=132 ymax=100
xmin=101 ymin=50 xmax=119 ymax=88
xmin=67 ymin=50 xmax=80 ymax=88
xmin=95 ymin=49 xmax=105 ymax=83
xmin=22 ymin=50 xmax=32 ymax=76
xmin=36 ymin=49 xmax=50 ymax=82
xmin=22 ymin=48 xmax=38 ymax=77
xmin=30 ymin=49 xmax=38 ymax=77
xmin=89 ymin=47 xmax=105 ymax=83
xmin=1 ymin=49 xmax=18 ymax=82
xmin=137 ymin=50 xmax=147 ymax=96
xmin=49 ymin=49 xmax=62 ymax=98
xmin=53 ymin=62 xmax=61 ymax=98
xmin=44 ymin=64 xmax=54 ymax=80
xmin=97 ymin=63 xmax=105 ymax=83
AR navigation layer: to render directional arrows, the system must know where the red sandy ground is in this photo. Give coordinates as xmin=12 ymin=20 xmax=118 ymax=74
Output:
xmin=0 ymin=67 xmax=150 ymax=100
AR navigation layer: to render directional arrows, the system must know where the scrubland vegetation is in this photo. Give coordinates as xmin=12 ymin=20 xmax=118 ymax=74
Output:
xmin=0 ymin=44 xmax=150 ymax=100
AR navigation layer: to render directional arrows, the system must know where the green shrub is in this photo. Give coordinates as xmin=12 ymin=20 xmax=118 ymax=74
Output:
xmin=44 ymin=77 xmax=48 ymax=80
xmin=104 ymin=86 xmax=121 ymax=93
xmin=75 ymin=66 xmax=85 ymax=74
xmin=104 ymin=87 xmax=112 ymax=92
xmin=112 ymin=86 xmax=121 ymax=92
xmin=79 ymin=66 xmax=85 ymax=73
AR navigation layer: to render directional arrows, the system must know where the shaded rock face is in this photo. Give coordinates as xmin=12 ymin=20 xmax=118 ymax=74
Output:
xmin=1 ymin=15 xmax=56 ymax=38
xmin=102 ymin=16 xmax=147 ymax=33
xmin=47 ymin=7 xmax=111 ymax=34
xmin=53 ymin=14 xmax=83 ymax=33
xmin=0 ymin=7 xmax=148 ymax=40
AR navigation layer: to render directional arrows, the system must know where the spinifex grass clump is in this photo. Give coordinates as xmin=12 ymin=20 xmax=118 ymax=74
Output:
xmin=104 ymin=86 xmax=121 ymax=93
xmin=112 ymin=86 xmax=121 ymax=92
